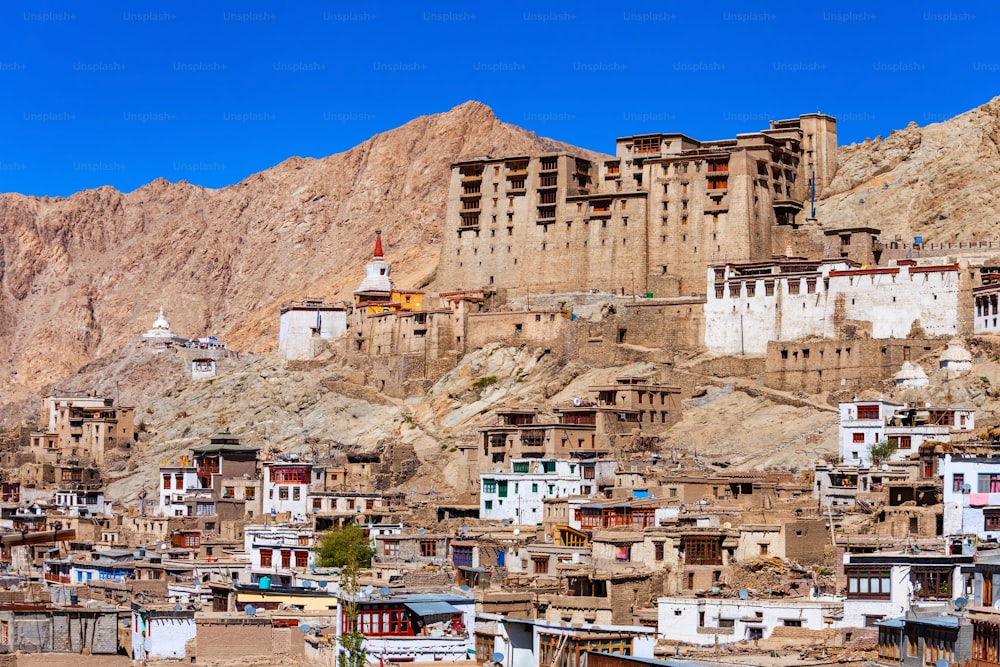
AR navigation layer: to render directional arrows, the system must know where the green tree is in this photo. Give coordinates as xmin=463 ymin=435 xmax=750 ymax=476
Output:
xmin=339 ymin=563 xmax=367 ymax=667
xmin=314 ymin=523 xmax=374 ymax=569
xmin=869 ymin=438 xmax=899 ymax=464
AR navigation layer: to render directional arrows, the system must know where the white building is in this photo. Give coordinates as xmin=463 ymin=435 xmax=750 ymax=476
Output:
xmin=704 ymin=260 xmax=961 ymax=356
xmin=261 ymin=460 xmax=315 ymax=523
xmin=656 ymin=596 xmax=842 ymax=644
xmin=974 ymin=283 xmax=1000 ymax=334
xmin=243 ymin=525 xmax=316 ymax=585
xmin=157 ymin=463 xmax=201 ymax=516
xmin=942 ymin=454 xmax=1000 ymax=538
xmin=480 ymin=458 xmax=587 ymax=525
xmin=838 ymin=400 xmax=974 ymax=466
xmin=279 ymin=299 xmax=348 ymax=361
xmin=54 ymin=488 xmax=111 ymax=517
xmin=840 ymin=552 xmax=969 ymax=628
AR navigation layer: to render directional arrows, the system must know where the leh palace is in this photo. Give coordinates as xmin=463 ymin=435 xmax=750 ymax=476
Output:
xmin=8 ymin=106 xmax=1000 ymax=667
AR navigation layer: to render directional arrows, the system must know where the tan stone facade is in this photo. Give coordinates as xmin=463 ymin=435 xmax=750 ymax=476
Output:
xmin=439 ymin=114 xmax=837 ymax=299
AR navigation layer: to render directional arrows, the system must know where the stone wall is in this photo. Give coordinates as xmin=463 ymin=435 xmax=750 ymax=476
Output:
xmin=764 ymin=338 xmax=946 ymax=393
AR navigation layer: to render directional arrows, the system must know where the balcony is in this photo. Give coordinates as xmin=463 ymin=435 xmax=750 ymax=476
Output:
xmin=461 ymin=171 xmax=483 ymax=181
xmin=44 ymin=572 xmax=70 ymax=584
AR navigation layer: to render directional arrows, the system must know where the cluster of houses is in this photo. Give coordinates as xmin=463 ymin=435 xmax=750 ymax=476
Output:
xmin=7 ymin=382 xmax=1000 ymax=666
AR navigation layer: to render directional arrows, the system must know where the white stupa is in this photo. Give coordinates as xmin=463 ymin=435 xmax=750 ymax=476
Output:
xmin=939 ymin=337 xmax=973 ymax=373
xmin=353 ymin=230 xmax=395 ymax=303
xmin=894 ymin=361 xmax=929 ymax=388
xmin=143 ymin=306 xmax=180 ymax=340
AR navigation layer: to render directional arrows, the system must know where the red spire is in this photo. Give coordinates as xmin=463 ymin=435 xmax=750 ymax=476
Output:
xmin=373 ymin=229 xmax=383 ymax=259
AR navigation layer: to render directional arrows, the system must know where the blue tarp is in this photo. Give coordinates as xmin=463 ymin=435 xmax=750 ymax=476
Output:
xmin=404 ymin=601 xmax=463 ymax=621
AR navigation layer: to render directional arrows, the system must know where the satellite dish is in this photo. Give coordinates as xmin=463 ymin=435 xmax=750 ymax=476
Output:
xmin=173 ymin=604 xmax=183 ymax=611
xmin=992 ymin=599 xmax=1000 ymax=613
xmin=723 ymin=522 xmax=732 ymax=529
xmin=460 ymin=584 xmax=470 ymax=591
xmin=364 ymin=585 xmax=375 ymax=596
xmin=299 ymin=623 xmax=312 ymax=633
xmin=936 ymin=660 xmax=950 ymax=667
xmin=461 ymin=526 xmax=468 ymax=534
xmin=160 ymin=543 xmax=168 ymax=550
xmin=310 ymin=564 xmax=317 ymax=572
xmin=955 ymin=597 xmax=968 ymax=610
xmin=245 ymin=605 xmax=257 ymax=616
xmin=492 ymin=653 xmax=505 ymax=664
xmin=502 ymin=520 xmax=511 ymax=527
xmin=418 ymin=528 xmax=425 ymax=535
xmin=962 ymin=484 xmax=972 ymax=494
xmin=738 ymin=589 xmax=749 ymax=600
xmin=513 ymin=529 xmax=520 ymax=536
xmin=573 ymin=398 xmax=582 ymax=407
xmin=380 ymin=587 xmax=391 ymax=596
xmin=318 ymin=581 xmax=327 ymax=588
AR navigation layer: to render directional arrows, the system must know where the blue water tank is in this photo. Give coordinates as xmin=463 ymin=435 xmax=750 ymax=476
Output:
xmin=259 ymin=576 xmax=271 ymax=590
xmin=914 ymin=236 xmax=923 ymax=244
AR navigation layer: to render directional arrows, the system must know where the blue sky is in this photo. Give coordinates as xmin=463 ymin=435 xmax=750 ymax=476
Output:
xmin=1 ymin=1 xmax=998 ymax=196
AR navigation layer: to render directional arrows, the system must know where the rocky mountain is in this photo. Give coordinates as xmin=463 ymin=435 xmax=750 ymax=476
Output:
xmin=816 ymin=96 xmax=1000 ymax=242
xmin=0 ymin=101 xmax=602 ymax=408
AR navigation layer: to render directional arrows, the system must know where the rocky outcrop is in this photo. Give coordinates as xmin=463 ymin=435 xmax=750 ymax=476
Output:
xmin=816 ymin=96 xmax=1000 ymax=242
xmin=0 ymin=101 xmax=591 ymax=405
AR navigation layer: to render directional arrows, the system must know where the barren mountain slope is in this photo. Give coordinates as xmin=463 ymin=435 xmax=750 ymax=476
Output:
xmin=0 ymin=102 xmax=607 ymax=406
xmin=816 ymin=95 xmax=1000 ymax=241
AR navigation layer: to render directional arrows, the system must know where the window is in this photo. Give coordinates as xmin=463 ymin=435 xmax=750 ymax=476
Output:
xmin=244 ymin=487 xmax=255 ymax=500
xmin=857 ymin=404 xmax=880 ymax=420
xmin=682 ymin=536 xmax=722 ymax=565
xmin=533 ymin=556 xmax=549 ymax=574
xmin=453 ymin=546 xmax=473 ymax=567
xmin=279 ymin=486 xmax=289 ymax=500
xmin=383 ymin=541 xmax=398 ymax=558
xmin=313 ymin=498 xmax=323 ymax=512
xmin=979 ymin=473 xmax=1000 ymax=493
xmin=986 ymin=510 xmax=1000 ymax=531
xmin=295 ymin=550 xmax=309 ymax=568
xmin=298 ymin=535 xmax=311 ymax=546
xmin=162 ymin=475 xmax=170 ymax=489
xmin=912 ymin=567 xmax=952 ymax=598
xmin=532 ymin=483 xmax=538 ymax=493
xmin=420 ymin=540 xmax=437 ymax=558
xmin=483 ymin=479 xmax=496 ymax=493
xmin=260 ymin=548 xmax=272 ymax=568
xmin=846 ymin=567 xmax=891 ymax=599
xmin=852 ymin=432 xmax=865 ymax=444
xmin=196 ymin=502 xmax=214 ymax=516
xmin=512 ymin=462 xmax=529 ymax=473
xmin=888 ymin=435 xmax=912 ymax=450
xmin=783 ymin=619 xmax=802 ymax=627
xmin=953 ymin=473 xmax=965 ymax=492
xmin=281 ymin=550 xmax=291 ymax=569
xmin=292 ymin=486 xmax=300 ymax=501
xmin=476 ymin=634 xmax=496 ymax=665
xmin=759 ymin=543 xmax=769 ymax=556
xmin=271 ymin=467 xmax=311 ymax=484
xmin=654 ymin=542 xmax=664 ymax=561
xmin=615 ymin=546 xmax=631 ymax=561
xmin=718 ymin=618 xmax=735 ymax=628
xmin=484 ymin=500 xmax=493 ymax=510
xmin=543 ymin=461 xmax=556 ymax=473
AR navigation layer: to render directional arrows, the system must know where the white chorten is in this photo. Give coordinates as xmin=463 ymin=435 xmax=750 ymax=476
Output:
xmin=144 ymin=306 xmax=178 ymax=339
xmin=354 ymin=230 xmax=395 ymax=301
xmin=939 ymin=337 xmax=973 ymax=372
xmin=894 ymin=361 xmax=929 ymax=388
